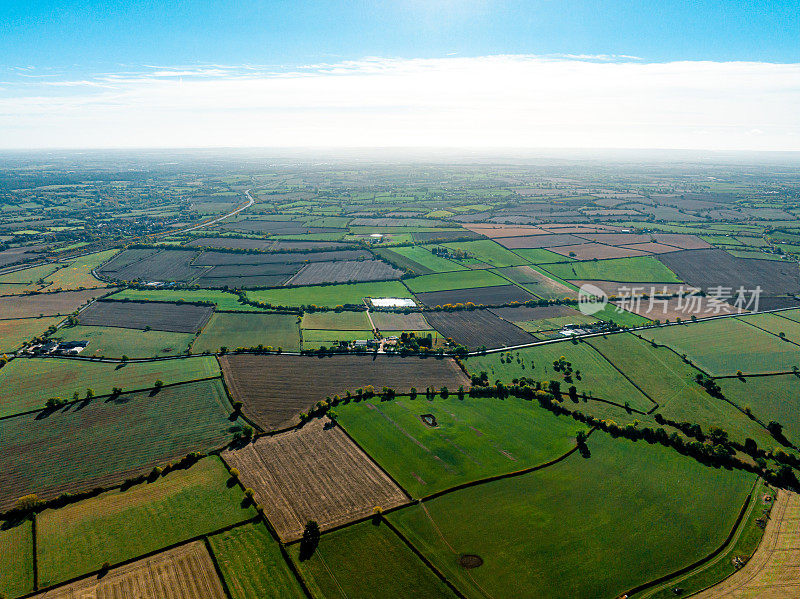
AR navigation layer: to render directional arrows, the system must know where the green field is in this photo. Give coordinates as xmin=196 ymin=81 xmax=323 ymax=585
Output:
xmin=289 ymin=520 xmax=456 ymax=599
xmin=0 ymin=263 xmax=61 ymax=286
xmin=108 ymin=288 xmax=264 ymax=311
xmin=302 ymin=329 xmax=373 ymax=348
xmin=718 ymin=373 xmax=800 ymax=447
xmin=543 ymin=256 xmax=682 ymax=283
xmin=193 ymin=312 xmax=301 ymax=353
xmin=737 ymin=311 xmax=800 ymax=343
xmin=404 ymin=269 xmax=509 ymax=293
xmin=379 ymin=246 xmax=466 ymax=274
xmin=515 ymin=312 xmax=598 ymax=332
xmin=0 ymin=379 xmax=242 ymax=512
xmin=0 ymin=316 xmax=62 ymax=352
xmin=0 ymin=519 xmax=33 ymax=599
xmin=388 ymin=433 xmax=755 ymax=599
xmin=209 ymin=522 xmax=305 ymax=599
xmin=465 ymin=340 xmax=654 ymax=411
xmin=593 ymin=302 xmax=652 ymax=326
xmin=37 ymin=457 xmax=256 ymax=587
xmin=44 ymin=250 xmax=118 ymax=290
xmin=335 ymin=394 xmax=585 ymax=496
xmin=638 ymin=318 xmax=800 ymax=376
xmin=0 ymin=355 xmax=219 ymax=417
xmin=513 ymin=247 xmax=573 ymax=264
xmin=587 ymin=333 xmax=776 ymax=448
xmin=248 ymin=280 xmax=414 ymax=308
xmin=302 ymin=310 xmax=372 ymax=330
xmin=53 ymin=324 xmax=195 ymax=358
xmin=441 ymin=239 xmax=528 ymax=268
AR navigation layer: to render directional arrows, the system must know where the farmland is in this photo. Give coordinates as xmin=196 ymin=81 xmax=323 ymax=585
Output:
xmin=543 ymin=256 xmax=682 ymax=283
xmin=388 ymin=433 xmax=755 ymax=599
xmin=404 ymin=269 xmax=509 ymax=293
xmin=193 ymin=312 xmax=301 ymax=352
xmin=414 ymin=284 xmax=535 ymax=307
xmin=424 ymin=309 xmax=535 ymax=348
xmin=220 ymin=353 xmax=468 ymax=429
xmin=247 ymin=280 xmax=414 ymax=308
xmin=108 ymin=287 xmax=262 ymax=311
xmin=77 ymin=299 xmax=214 ymax=333
xmin=0 ymin=520 xmax=33 ymax=599
xmin=0 ymin=316 xmax=62 ymax=352
xmin=42 ymin=249 xmax=119 ymax=290
xmin=37 ymin=457 xmax=255 ymax=586
xmin=209 ymin=522 xmax=306 ymax=599
xmin=377 ymin=245 xmax=466 ymax=274
xmin=0 ymin=379 xmax=241 ymax=510
xmin=441 ymin=239 xmax=529 ymax=267
xmin=35 ymin=541 xmax=227 ymax=599
xmin=290 ymin=520 xmax=457 ymax=599
xmin=285 ymin=259 xmax=403 ymax=285
xmin=493 ymin=264 xmax=577 ymax=299
xmin=370 ymin=310 xmax=432 ymax=331
xmin=0 ymin=288 xmax=108 ymax=318
xmin=53 ymin=324 xmax=195 ymax=358
xmin=302 ymin=309 xmax=372 ymax=330
xmin=335 ymin=393 xmax=585 ymax=496
xmin=222 ymin=419 xmax=408 ymax=541
xmin=0 ymin=355 xmax=220 ymax=417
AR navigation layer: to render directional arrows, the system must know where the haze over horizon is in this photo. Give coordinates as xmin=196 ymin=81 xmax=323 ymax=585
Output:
xmin=2 ymin=1 xmax=799 ymax=151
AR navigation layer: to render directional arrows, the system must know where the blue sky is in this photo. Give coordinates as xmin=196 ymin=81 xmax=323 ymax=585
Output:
xmin=1 ymin=1 xmax=799 ymax=149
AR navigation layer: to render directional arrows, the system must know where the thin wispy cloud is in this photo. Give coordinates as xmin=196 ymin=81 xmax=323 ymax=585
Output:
xmin=0 ymin=55 xmax=798 ymax=150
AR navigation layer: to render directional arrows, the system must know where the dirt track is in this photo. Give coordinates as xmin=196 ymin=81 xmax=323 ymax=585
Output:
xmin=692 ymin=490 xmax=800 ymax=598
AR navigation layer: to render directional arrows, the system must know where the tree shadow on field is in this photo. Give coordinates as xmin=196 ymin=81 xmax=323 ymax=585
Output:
xmin=149 ymin=387 xmax=162 ymax=398
xmin=578 ymin=444 xmax=591 ymax=459
xmin=1 ymin=515 xmax=29 ymax=531
xmin=114 ymin=363 xmax=128 ymax=371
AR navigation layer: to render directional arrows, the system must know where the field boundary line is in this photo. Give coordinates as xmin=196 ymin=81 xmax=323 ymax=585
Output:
xmin=381 ymin=516 xmax=468 ymax=599
xmin=0 ymin=374 xmax=224 ymax=423
xmin=202 ymin=536 xmax=235 ymax=599
xmin=332 ymin=416 xmax=414 ymax=501
xmin=32 ymin=513 xmax=38 ymax=592
xmin=583 ymin=338 xmax=660 ymax=412
xmin=623 ymin=484 xmax=757 ymax=598
xmin=216 ymin=354 xmax=265 ymax=433
xmin=734 ymin=314 xmax=800 ymax=348
xmin=714 ymin=370 xmax=800 ymax=379
xmin=21 ymin=516 xmax=260 ymax=599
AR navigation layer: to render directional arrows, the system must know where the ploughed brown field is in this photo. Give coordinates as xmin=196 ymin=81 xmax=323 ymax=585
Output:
xmin=219 ymin=354 xmax=469 ymax=430
xmin=34 ymin=541 xmax=226 ymax=599
xmin=222 ymin=419 xmax=408 ymax=541
xmin=0 ymin=288 xmax=109 ymax=319
xmin=78 ymin=300 xmax=214 ymax=333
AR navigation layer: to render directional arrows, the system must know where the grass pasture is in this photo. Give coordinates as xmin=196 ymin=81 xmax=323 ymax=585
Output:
xmin=37 ymin=457 xmax=256 ymax=587
xmin=378 ymin=246 xmax=466 ymax=274
xmin=193 ymin=312 xmax=301 ymax=353
xmin=404 ymin=269 xmax=509 ymax=293
xmin=209 ymin=522 xmax=306 ymax=599
xmin=0 ymin=355 xmax=219 ymax=417
xmin=441 ymin=239 xmax=528 ymax=267
xmin=290 ymin=520 xmax=456 ymax=599
xmin=53 ymin=324 xmax=195 ymax=358
xmin=493 ymin=265 xmax=577 ymax=299
xmin=544 ymin=256 xmax=681 ymax=283
xmin=0 ymin=519 xmax=33 ymax=599
xmin=638 ymin=318 xmax=800 ymax=376
xmin=335 ymin=393 xmax=585 ymax=496
xmin=0 ymin=379 xmax=242 ymax=510
xmin=0 ymin=316 xmax=61 ymax=352
xmin=302 ymin=310 xmax=372 ymax=330
xmin=108 ymin=288 xmax=263 ymax=311
xmin=388 ymin=433 xmax=755 ymax=599
xmin=247 ymin=280 xmax=414 ymax=308
xmin=43 ymin=249 xmax=118 ymax=290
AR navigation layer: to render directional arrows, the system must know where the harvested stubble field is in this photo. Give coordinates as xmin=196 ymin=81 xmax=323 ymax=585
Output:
xmin=490 ymin=303 xmax=583 ymax=323
xmin=414 ymin=284 xmax=535 ymax=307
xmin=0 ymin=316 xmax=62 ymax=352
xmin=370 ymin=311 xmax=431 ymax=331
xmin=612 ymin=295 xmax=743 ymax=320
xmin=34 ymin=541 xmax=227 ymax=599
xmin=424 ymin=309 xmax=535 ymax=348
xmin=209 ymin=522 xmax=306 ymax=599
xmin=548 ymin=242 xmax=649 ymax=260
xmin=658 ymin=248 xmax=800 ymax=296
xmin=0 ymin=355 xmax=220 ymax=417
xmin=290 ymin=519 xmax=457 ymax=599
xmin=222 ymin=419 xmax=408 ymax=541
xmin=0 ymin=288 xmax=108 ymax=319
xmin=494 ymin=233 xmax=585 ymax=249
xmin=78 ymin=300 xmax=213 ymax=333
xmin=220 ymin=353 xmax=469 ymax=429
xmin=36 ymin=457 xmax=255 ymax=587
xmin=301 ymin=309 xmax=372 ymax=330
xmin=0 ymin=379 xmax=241 ymax=510
xmin=192 ymin=312 xmax=301 ymax=353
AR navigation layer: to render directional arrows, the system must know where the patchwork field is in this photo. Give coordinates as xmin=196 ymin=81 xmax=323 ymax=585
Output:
xmin=493 ymin=265 xmax=577 ymax=299
xmin=108 ymin=288 xmax=262 ymax=311
xmin=220 ymin=353 xmax=469 ymax=429
xmin=35 ymin=541 xmax=227 ymax=599
xmin=301 ymin=309 xmax=372 ymax=330
xmin=43 ymin=250 xmax=118 ymax=290
xmin=0 ymin=288 xmax=108 ymax=318
xmin=377 ymin=245 xmax=466 ymax=274
xmin=404 ymin=269 xmax=509 ymax=293
xmin=441 ymin=239 xmax=529 ymax=267
xmin=290 ymin=520 xmax=457 ymax=599
xmin=370 ymin=310 xmax=432 ymax=331
xmin=53 ymin=324 xmax=195 ymax=358
xmin=388 ymin=433 xmax=755 ymax=599
xmin=0 ymin=519 xmax=33 ymax=599
xmin=78 ymin=300 xmax=214 ymax=333
xmin=209 ymin=522 xmax=306 ymax=599
xmin=193 ymin=312 xmax=301 ymax=352
xmin=414 ymin=284 xmax=535 ymax=307
xmin=0 ymin=316 xmax=62 ymax=352
xmin=36 ymin=457 xmax=255 ymax=586
xmin=247 ymin=280 xmax=414 ymax=308
xmin=286 ymin=259 xmax=403 ymax=285
xmin=0 ymin=355 xmax=219 ymax=417
xmin=0 ymin=379 xmax=241 ymax=510
xmin=544 ymin=256 xmax=681 ymax=283
xmin=638 ymin=318 xmax=800 ymax=376
xmin=222 ymin=419 xmax=408 ymax=541
xmin=336 ymin=393 xmax=585 ymax=496
xmin=424 ymin=309 xmax=535 ymax=348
